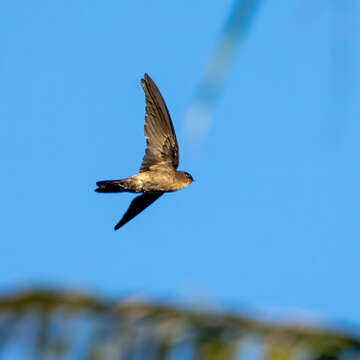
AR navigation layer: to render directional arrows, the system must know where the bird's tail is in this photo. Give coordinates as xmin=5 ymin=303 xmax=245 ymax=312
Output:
xmin=95 ymin=180 xmax=128 ymax=193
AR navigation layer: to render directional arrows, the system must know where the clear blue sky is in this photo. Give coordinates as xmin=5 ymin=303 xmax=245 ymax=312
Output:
xmin=1 ymin=1 xmax=360 ymax=327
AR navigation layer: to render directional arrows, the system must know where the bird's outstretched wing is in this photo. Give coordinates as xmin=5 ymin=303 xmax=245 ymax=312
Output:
xmin=139 ymin=74 xmax=179 ymax=172
xmin=114 ymin=192 xmax=163 ymax=230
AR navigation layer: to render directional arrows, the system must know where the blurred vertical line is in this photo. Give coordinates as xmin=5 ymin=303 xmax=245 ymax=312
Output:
xmin=184 ymin=0 xmax=262 ymax=145
xmin=327 ymin=0 xmax=355 ymax=147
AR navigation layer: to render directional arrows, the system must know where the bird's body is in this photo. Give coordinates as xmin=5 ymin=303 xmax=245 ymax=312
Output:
xmin=96 ymin=169 xmax=193 ymax=193
xmin=96 ymin=74 xmax=193 ymax=230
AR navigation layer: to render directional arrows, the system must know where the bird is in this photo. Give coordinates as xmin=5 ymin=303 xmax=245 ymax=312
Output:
xmin=95 ymin=74 xmax=193 ymax=230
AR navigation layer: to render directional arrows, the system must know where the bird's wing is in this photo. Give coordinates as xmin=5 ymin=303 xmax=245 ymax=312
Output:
xmin=114 ymin=192 xmax=164 ymax=230
xmin=139 ymin=74 xmax=179 ymax=172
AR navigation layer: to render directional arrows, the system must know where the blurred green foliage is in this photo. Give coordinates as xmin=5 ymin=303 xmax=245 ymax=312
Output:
xmin=0 ymin=289 xmax=359 ymax=360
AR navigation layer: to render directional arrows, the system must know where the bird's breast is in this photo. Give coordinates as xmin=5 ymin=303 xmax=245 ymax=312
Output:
xmin=134 ymin=171 xmax=188 ymax=192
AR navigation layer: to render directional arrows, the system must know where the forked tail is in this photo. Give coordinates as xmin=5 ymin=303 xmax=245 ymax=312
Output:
xmin=95 ymin=180 xmax=127 ymax=193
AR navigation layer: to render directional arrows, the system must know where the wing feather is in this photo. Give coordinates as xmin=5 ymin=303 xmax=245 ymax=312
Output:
xmin=114 ymin=192 xmax=163 ymax=230
xmin=139 ymin=74 xmax=179 ymax=172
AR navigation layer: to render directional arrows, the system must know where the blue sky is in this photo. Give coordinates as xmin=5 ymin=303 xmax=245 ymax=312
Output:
xmin=1 ymin=0 xmax=360 ymax=327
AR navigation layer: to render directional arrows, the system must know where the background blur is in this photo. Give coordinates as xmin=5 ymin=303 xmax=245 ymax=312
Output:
xmin=1 ymin=0 xmax=360 ymax=330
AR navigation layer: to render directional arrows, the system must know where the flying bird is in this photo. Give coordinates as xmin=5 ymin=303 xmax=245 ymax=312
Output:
xmin=96 ymin=74 xmax=193 ymax=230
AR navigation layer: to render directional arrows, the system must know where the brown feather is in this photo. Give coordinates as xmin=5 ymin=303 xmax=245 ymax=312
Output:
xmin=140 ymin=74 xmax=179 ymax=172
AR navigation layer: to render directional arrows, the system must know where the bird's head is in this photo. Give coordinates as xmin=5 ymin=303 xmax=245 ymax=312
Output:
xmin=183 ymin=171 xmax=194 ymax=184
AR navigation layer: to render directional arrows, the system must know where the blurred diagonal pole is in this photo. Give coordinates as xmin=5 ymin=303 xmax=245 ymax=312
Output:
xmin=328 ymin=0 xmax=355 ymax=146
xmin=184 ymin=0 xmax=262 ymax=143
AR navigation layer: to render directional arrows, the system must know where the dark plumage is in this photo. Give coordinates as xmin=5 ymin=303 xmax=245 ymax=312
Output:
xmin=96 ymin=74 xmax=193 ymax=230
